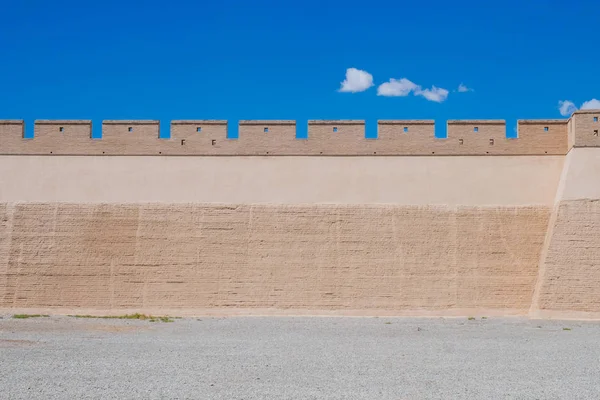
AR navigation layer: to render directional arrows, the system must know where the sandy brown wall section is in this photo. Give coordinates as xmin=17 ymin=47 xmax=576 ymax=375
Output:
xmin=0 ymin=119 xmax=569 ymax=155
xmin=571 ymin=110 xmax=600 ymax=147
xmin=536 ymin=199 xmax=600 ymax=314
xmin=0 ymin=203 xmax=549 ymax=313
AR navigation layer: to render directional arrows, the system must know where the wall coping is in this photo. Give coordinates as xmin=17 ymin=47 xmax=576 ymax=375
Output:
xmin=378 ymin=120 xmax=435 ymax=125
xmin=103 ymin=120 xmax=159 ymax=125
xmin=239 ymin=120 xmax=296 ymax=125
xmin=447 ymin=120 xmax=506 ymax=125
xmin=518 ymin=119 xmax=567 ymax=125
xmin=308 ymin=120 xmax=365 ymax=125
xmin=171 ymin=120 xmax=227 ymax=125
xmin=35 ymin=120 xmax=92 ymax=125
xmin=0 ymin=120 xmax=24 ymax=125
xmin=572 ymin=109 xmax=600 ymax=115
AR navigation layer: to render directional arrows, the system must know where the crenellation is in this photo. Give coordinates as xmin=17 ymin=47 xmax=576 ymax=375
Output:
xmin=101 ymin=120 xmax=161 ymax=155
xmin=570 ymin=110 xmax=600 ymax=147
xmin=238 ymin=120 xmax=297 ymax=155
xmin=0 ymin=112 xmax=598 ymax=155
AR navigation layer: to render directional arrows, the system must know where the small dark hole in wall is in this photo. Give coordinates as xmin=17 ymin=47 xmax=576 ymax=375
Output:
xmin=320 ymin=152 xmax=323 ymax=154
xmin=181 ymin=139 xmax=186 ymax=146
xmin=159 ymin=151 xmax=162 ymax=154
xmin=211 ymin=139 xmax=216 ymax=145
xmin=486 ymin=151 xmax=489 ymax=154
xmin=50 ymin=151 xmax=53 ymax=154
xmin=373 ymin=152 xmax=377 ymax=155
xmin=432 ymin=151 xmax=435 ymax=154
xmin=102 ymin=151 xmax=105 ymax=154
xmin=594 ymin=130 xmax=599 ymax=137
xmin=459 ymin=139 xmax=464 ymax=145
xmin=545 ymin=151 xmax=548 ymax=154
xmin=59 ymin=127 xmax=64 ymax=132
xmin=266 ymin=151 xmax=269 ymax=155
xmin=128 ymin=127 xmax=133 ymax=132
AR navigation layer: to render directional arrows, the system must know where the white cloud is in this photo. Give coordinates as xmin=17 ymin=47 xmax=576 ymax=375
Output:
xmin=415 ymin=86 xmax=449 ymax=103
xmin=457 ymin=83 xmax=472 ymax=92
xmin=338 ymin=68 xmax=374 ymax=93
xmin=557 ymin=99 xmax=600 ymax=116
xmin=558 ymin=100 xmax=577 ymax=116
xmin=581 ymin=98 xmax=600 ymax=110
xmin=377 ymin=77 xmax=449 ymax=102
xmin=377 ymin=78 xmax=419 ymax=97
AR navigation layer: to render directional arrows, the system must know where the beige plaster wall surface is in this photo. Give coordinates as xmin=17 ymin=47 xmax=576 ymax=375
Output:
xmin=560 ymin=148 xmax=600 ymax=200
xmin=0 ymin=155 xmax=564 ymax=205
xmin=0 ymin=203 xmax=549 ymax=313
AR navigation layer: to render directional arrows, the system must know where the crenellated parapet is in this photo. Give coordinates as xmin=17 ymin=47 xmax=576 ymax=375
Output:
xmin=1 ymin=112 xmax=598 ymax=155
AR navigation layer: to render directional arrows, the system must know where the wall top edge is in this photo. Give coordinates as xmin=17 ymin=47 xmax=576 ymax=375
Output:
xmin=447 ymin=120 xmax=506 ymax=125
xmin=518 ymin=119 xmax=568 ymax=125
xmin=378 ymin=120 xmax=435 ymax=125
xmin=103 ymin=120 xmax=160 ymax=125
xmin=308 ymin=120 xmax=365 ymax=125
xmin=572 ymin=109 xmax=600 ymax=115
xmin=239 ymin=120 xmax=296 ymax=125
xmin=0 ymin=120 xmax=24 ymax=124
xmin=35 ymin=120 xmax=92 ymax=125
xmin=171 ymin=120 xmax=228 ymax=125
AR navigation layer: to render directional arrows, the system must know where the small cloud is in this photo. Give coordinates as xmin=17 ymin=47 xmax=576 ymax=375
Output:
xmin=377 ymin=78 xmax=449 ymax=102
xmin=558 ymin=100 xmax=577 ymax=116
xmin=416 ymin=86 xmax=449 ymax=103
xmin=377 ymin=78 xmax=419 ymax=97
xmin=457 ymin=83 xmax=473 ymax=92
xmin=338 ymin=68 xmax=374 ymax=93
xmin=581 ymin=98 xmax=600 ymax=110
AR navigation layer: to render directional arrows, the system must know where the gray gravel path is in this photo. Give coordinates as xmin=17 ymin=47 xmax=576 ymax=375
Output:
xmin=1 ymin=315 xmax=599 ymax=399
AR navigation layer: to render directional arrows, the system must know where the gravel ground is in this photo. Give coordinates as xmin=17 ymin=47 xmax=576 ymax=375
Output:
xmin=1 ymin=315 xmax=599 ymax=399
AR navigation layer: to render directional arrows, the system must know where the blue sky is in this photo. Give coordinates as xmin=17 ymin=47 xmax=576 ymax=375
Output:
xmin=1 ymin=0 xmax=598 ymax=139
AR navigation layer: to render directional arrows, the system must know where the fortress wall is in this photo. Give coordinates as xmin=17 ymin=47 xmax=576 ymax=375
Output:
xmin=377 ymin=120 xmax=436 ymax=155
xmin=0 ymin=203 xmax=549 ymax=314
xmin=307 ymin=120 xmax=370 ymax=154
xmin=533 ymin=148 xmax=600 ymax=317
xmin=0 ymin=119 xmax=570 ymax=156
xmin=237 ymin=120 xmax=298 ymax=155
xmin=515 ymin=120 xmax=568 ymax=155
xmin=34 ymin=121 xmax=93 ymax=153
xmin=0 ymin=156 xmax=564 ymax=205
xmin=170 ymin=120 xmax=229 ymax=155
xmin=570 ymin=110 xmax=600 ymax=147
xmin=0 ymin=121 xmax=25 ymax=154
xmin=101 ymin=120 xmax=161 ymax=154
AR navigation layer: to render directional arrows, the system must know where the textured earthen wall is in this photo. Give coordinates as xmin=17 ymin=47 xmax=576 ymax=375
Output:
xmin=0 ymin=203 xmax=549 ymax=313
xmin=535 ymin=199 xmax=600 ymax=314
xmin=533 ymin=148 xmax=600 ymax=317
